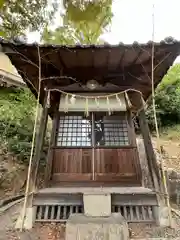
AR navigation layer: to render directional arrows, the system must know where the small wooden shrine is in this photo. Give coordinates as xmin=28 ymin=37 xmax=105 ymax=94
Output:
xmin=1 ymin=38 xmax=180 ymax=224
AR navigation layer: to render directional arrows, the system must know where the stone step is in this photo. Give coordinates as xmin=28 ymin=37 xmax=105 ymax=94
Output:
xmin=35 ymin=186 xmax=155 ymax=195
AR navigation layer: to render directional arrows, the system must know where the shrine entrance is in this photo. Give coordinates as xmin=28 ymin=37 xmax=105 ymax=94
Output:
xmin=52 ymin=112 xmax=142 ymax=185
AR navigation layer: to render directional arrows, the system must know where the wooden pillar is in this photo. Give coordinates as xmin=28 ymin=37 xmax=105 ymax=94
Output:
xmin=127 ymin=110 xmax=136 ymax=147
xmin=44 ymin=94 xmax=60 ymax=186
xmin=138 ymin=107 xmax=160 ymax=191
xmin=31 ymin=91 xmax=49 ymax=191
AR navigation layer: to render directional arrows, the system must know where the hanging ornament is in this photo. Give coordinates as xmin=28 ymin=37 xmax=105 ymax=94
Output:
xmin=125 ymin=92 xmax=132 ymax=108
xmin=64 ymin=94 xmax=69 ymax=113
xmin=107 ymin=96 xmax=111 ymax=115
xmin=95 ymin=97 xmax=99 ymax=108
xmin=85 ymin=98 xmax=89 ymax=116
xmin=116 ymin=94 xmax=122 ymax=107
xmin=46 ymin=90 xmax=51 ymax=108
xmin=70 ymin=94 xmax=76 ymax=105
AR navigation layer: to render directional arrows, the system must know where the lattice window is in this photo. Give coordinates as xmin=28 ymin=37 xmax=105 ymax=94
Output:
xmin=103 ymin=117 xmax=129 ymax=146
xmin=56 ymin=114 xmax=129 ymax=147
xmin=57 ymin=115 xmax=92 ymax=147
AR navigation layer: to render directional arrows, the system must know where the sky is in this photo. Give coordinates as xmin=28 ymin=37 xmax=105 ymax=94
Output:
xmin=28 ymin=0 xmax=180 ymax=62
xmin=103 ymin=0 xmax=180 ymax=44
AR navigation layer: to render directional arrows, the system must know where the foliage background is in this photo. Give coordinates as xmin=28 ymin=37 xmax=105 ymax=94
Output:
xmin=0 ymin=0 xmax=180 ymax=161
xmin=147 ymin=64 xmax=180 ymax=131
xmin=0 ymin=87 xmax=37 ymax=162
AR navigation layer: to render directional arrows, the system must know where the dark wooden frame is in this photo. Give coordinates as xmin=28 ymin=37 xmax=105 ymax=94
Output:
xmin=47 ymin=108 xmax=142 ymax=185
xmin=54 ymin=111 xmax=136 ymax=149
xmin=138 ymin=101 xmax=160 ymax=192
xmin=31 ymin=91 xmax=49 ymax=190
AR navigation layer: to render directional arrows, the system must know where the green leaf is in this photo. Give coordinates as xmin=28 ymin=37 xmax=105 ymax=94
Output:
xmin=0 ymin=30 xmax=6 ymax=37
xmin=0 ymin=0 xmax=4 ymax=8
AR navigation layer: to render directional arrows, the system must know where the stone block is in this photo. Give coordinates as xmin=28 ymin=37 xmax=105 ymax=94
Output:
xmin=83 ymin=193 xmax=111 ymax=217
xmin=154 ymin=206 xmax=176 ymax=228
xmin=66 ymin=213 xmax=129 ymax=240
xmin=15 ymin=206 xmax=36 ymax=230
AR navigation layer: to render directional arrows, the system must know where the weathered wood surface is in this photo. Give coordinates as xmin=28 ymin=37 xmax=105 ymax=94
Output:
xmin=138 ymin=108 xmax=161 ymax=191
xmin=52 ymin=149 xmax=92 ymax=181
xmin=51 ymin=147 xmax=142 ymax=184
xmin=95 ymin=148 xmax=141 ymax=183
xmin=31 ymin=91 xmax=49 ymax=190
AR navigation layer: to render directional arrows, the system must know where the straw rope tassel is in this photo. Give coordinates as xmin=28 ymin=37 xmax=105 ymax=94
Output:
xmin=125 ymin=91 xmax=132 ymax=108
xmin=151 ymin=3 xmax=172 ymax=227
xmin=116 ymin=94 xmax=122 ymax=107
xmin=85 ymin=98 xmax=89 ymax=116
xmin=107 ymin=96 xmax=111 ymax=115
xmin=95 ymin=97 xmax=99 ymax=108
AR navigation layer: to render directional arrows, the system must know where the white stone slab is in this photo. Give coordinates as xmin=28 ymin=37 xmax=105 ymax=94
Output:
xmin=15 ymin=207 xmax=36 ymax=230
xmin=66 ymin=213 xmax=129 ymax=240
xmin=83 ymin=193 xmax=111 ymax=217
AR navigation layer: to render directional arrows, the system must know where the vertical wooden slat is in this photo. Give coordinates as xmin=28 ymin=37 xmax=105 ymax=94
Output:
xmin=69 ymin=205 xmax=73 ymax=216
xmin=123 ymin=206 xmax=128 ymax=219
xmin=129 ymin=206 xmax=134 ymax=220
xmin=147 ymin=206 xmax=153 ymax=220
xmin=56 ymin=206 xmax=61 ymax=220
xmin=38 ymin=206 xmax=43 ymax=220
xmin=44 ymin=206 xmax=49 ymax=220
xmin=135 ymin=206 xmax=140 ymax=220
xmin=75 ymin=206 xmax=79 ymax=213
xmin=141 ymin=206 xmax=146 ymax=220
xmin=63 ymin=206 xmax=67 ymax=219
xmin=51 ymin=206 xmax=55 ymax=219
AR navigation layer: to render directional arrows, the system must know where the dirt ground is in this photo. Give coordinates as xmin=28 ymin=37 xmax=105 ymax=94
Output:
xmin=153 ymin=138 xmax=180 ymax=171
xmin=1 ymin=139 xmax=180 ymax=239
xmin=0 ymin=202 xmax=65 ymax=240
xmin=1 ymin=202 xmax=180 ymax=240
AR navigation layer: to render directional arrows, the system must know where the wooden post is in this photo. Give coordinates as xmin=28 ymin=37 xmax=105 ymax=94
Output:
xmin=44 ymin=94 xmax=60 ymax=186
xmin=44 ymin=113 xmax=59 ymax=186
xmin=126 ymin=110 xmax=136 ymax=146
xmin=31 ymin=91 xmax=49 ymax=191
xmin=138 ymin=107 xmax=160 ymax=192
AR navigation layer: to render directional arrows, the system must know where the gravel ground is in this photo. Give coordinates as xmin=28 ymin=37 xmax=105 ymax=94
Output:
xmin=129 ymin=216 xmax=180 ymax=239
xmin=1 ymin=202 xmax=180 ymax=239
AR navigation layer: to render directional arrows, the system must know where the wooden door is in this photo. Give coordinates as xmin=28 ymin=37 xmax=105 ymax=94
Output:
xmin=94 ymin=148 xmax=141 ymax=184
xmin=51 ymin=113 xmax=142 ymax=185
xmin=52 ymin=148 xmax=92 ymax=182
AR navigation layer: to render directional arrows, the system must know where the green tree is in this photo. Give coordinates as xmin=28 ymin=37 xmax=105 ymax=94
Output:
xmin=0 ymin=87 xmax=36 ymax=162
xmin=146 ymin=64 xmax=180 ymax=128
xmin=42 ymin=0 xmax=113 ymax=44
xmin=0 ymin=0 xmax=58 ymax=38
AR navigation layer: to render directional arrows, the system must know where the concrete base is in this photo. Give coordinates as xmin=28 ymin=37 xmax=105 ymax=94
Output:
xmin=15 ymin=206 xmax=36 ymax=230
xmin=83 ymin=193 xmax=111 ymax=217
xmin=66 ymin=213 xmax=129 ymax=240
xmin=154 ymin=206 xmax=176 ymax=228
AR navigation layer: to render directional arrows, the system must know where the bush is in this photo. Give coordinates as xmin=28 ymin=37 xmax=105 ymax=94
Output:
xmin=0 ymin=87 xmax=37 ymax=163
xmin=146 ymin=64 xmax=180 ymax=129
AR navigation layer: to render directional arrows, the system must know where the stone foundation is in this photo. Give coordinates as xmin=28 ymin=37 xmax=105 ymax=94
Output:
xmin=15 ymin=206 xmax=36 ymax=230
xmin=66 ymin=213 xmax=129 ymax=240
xmin=83 ymin=193 xmax=111 ymax=217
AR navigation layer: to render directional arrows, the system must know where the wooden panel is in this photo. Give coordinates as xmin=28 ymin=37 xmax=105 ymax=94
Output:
xmin=95 ymin=148 xmax=141 ymax=183
xmin=52 ymin=149 xmax=92 ymax=181
xmin=52 ymin=147 xmax=142 ymax=185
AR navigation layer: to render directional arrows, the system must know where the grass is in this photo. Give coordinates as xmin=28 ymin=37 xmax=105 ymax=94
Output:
xmin=159 ymin=124 xmax=180 ymax=141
